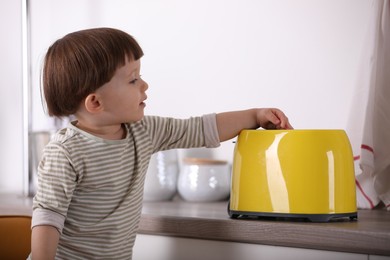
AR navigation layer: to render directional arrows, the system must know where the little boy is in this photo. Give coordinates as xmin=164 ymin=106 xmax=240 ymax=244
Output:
xmin=31 ymin=27 xmax=292 ymax=259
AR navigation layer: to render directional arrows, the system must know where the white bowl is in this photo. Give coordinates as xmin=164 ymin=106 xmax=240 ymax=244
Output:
xmin=177 ymin=158 xmax=230 ymax=202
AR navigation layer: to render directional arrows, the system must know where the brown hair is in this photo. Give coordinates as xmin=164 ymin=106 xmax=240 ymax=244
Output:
xmin=42 ymin=27 xmax=144 ymax=117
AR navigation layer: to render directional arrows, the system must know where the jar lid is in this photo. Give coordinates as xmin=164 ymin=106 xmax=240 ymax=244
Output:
xmin=182 ymin=157 xmax=228 ymax=165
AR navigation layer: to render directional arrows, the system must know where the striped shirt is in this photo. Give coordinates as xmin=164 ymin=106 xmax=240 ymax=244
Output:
xmin=32 ymin=114 xmax=220 ymax=259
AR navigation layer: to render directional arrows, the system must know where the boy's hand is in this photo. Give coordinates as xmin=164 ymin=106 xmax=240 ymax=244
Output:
xmin=216 ymin=108 xmax=293 ymax=142
xmin=257 ymin=108 xmax=293 ymax=130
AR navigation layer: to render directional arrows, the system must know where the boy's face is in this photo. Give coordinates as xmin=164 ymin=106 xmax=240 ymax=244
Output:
xmin=96 ymin=57 xmax=148 ymax=123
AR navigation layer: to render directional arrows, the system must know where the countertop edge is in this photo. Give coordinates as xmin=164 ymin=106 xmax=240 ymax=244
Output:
xmin=137 ymin=212 xmax=390 ymax=256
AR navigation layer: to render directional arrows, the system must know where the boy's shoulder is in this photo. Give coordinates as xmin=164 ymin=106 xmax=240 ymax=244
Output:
xmin=50 ymin=126 xmax=80 ymax=145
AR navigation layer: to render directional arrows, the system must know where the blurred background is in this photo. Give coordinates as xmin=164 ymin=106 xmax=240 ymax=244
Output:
xmin=0 ymin=0 xmax=371 ymax=194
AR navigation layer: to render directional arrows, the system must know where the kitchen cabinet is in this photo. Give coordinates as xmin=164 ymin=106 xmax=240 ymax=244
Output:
xmin=370 ymin=256 xmax=390 ymax=260
xmin=133 ymin=234 xmax=368 ymax=260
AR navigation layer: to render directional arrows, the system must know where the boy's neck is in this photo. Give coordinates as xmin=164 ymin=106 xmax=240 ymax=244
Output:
xmin=75 ymin=121 xmax=126 ymax=140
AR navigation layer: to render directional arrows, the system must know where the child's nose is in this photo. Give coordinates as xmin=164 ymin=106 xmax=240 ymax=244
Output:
xmin=141 ymin=79 xmax=148 ymax=91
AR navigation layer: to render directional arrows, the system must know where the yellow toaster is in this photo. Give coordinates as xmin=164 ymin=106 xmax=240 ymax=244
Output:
xmin=228 ymin=129 xmax=357 ymax=222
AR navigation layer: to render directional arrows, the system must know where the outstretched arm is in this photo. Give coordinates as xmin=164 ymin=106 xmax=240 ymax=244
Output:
xmin=216 ymin=108 xmax=293 ymax=142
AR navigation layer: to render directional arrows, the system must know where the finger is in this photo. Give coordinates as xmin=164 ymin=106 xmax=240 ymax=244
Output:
xmin=267 ymin=109 xmax=282 ymax=125
xmin=284 ymin=120 xmax=294 ymax=129
xmin=271 ymin=109 xmax=293 ymax=129
xmin=279 ymin=116 xmax=293 ymax=129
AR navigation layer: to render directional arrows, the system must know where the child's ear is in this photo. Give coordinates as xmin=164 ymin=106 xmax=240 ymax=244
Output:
xmin=84 ymin=93 xmax=102 ymax=113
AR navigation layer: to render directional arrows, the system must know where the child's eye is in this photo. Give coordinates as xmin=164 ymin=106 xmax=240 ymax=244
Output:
xmin=130 ymin=75 xmax=142 ymax=84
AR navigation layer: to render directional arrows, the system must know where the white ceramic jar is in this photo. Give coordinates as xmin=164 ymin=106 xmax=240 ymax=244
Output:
xmin=177 ymin=158 xmax=230 ymax=202
xmin=143 ymin=150 xmax=179 ymax=201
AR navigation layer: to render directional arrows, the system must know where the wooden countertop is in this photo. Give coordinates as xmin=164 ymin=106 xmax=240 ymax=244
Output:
xmin=1 ymin=194 xmax=389 ymax=256
xmin=138 ymin=199 xmax=390 ymax=256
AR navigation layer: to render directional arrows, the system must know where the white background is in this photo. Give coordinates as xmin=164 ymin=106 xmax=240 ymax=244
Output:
xmin=1 ymin=0 xmax=371 ymax=193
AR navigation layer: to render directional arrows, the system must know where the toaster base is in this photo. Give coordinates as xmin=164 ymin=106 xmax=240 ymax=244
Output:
xmin=228 ymin=208 xmax=358 ymax=223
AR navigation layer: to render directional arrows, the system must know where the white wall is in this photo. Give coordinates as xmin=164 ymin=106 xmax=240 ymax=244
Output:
xmin=0 ymin=0 xmax=371 ymax=193
xmin=0 ymin=1 xmax=24 ymax=193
